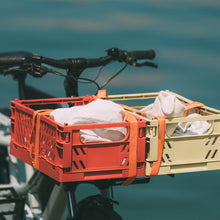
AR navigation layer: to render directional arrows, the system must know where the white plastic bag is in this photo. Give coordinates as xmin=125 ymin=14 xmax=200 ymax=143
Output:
xmin=141 ymin=91 xmax=185 ymax=136
xmin=50 ymin=99 xmax=127 ymax=142
xmin=174 ymin=113 xmax=211 ymax=136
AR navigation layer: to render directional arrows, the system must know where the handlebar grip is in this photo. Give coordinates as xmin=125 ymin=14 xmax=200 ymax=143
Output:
xmin=127 ymin=49 xmax=156 ymax=60
xmin=0 ymin=51 xmax=32 ymax=67
xmin=0 ymin=56 xmax=26 ymax=67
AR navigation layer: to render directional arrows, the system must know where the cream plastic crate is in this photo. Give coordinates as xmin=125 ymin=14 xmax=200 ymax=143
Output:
xmin=108 ymin=91 xmax=220 ymax=176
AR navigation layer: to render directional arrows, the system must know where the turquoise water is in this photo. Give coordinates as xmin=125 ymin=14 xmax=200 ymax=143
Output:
xmin=0 ymin=0 xmax=220 ymax=219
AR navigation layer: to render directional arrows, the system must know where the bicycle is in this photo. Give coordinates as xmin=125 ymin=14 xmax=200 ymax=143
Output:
xmin=0 ymin=48 xmax=157 ymax=220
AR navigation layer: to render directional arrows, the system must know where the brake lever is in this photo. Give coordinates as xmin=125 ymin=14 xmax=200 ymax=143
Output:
xmin=29 ymin=65 xmax=48 ymax=77
xmin=3 ymin=68 xmax=29 ymax=76
xmin=3 ymin=65 xmax=48 ymax=78
xmin=106 ymin=48 xmax=137 ymax=66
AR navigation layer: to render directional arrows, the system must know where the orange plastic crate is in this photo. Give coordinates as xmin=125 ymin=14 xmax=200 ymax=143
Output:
xmin=10 ymin=96 xmax=146 ymax=182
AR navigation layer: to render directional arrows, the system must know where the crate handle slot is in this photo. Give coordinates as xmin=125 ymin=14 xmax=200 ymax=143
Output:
xmin=184 ymin=101 xmax=205 ymax=117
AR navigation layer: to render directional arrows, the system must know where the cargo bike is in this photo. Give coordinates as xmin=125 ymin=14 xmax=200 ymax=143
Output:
xmin=1 ymin=48 xmax=220 ymax=220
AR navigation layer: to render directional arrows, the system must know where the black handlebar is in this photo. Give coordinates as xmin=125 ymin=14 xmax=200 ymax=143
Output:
xmin=0 ymin=48 xmax=158 ymax=98
xmin=0 ymin=48 xmax=156 ymax=70
xmin=38 ymin=49 xmax=156 ymax=69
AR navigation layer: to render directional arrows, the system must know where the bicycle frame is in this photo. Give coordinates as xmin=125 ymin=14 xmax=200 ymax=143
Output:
xmin=0 ymin=68 xmax=120 ymax=220
xmin=0 ymin=48 xmax=156 ymax=220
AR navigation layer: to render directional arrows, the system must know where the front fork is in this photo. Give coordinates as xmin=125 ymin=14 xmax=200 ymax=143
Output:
xmin=64 ymin=182 xmax=111 ymax=220
xmin=64 ymin=68 xmax=84 ymax=99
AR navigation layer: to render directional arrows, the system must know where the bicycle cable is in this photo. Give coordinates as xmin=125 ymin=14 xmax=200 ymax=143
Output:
xmin=78 ymin=65 xmax=104 ymax=84
xmin=45 ymin=66 xmax=101 ymax=90
xmin=99 ymin=63 xmax=128 ymax=90
xmin=40 ymin=63 xmax=129 ymax=93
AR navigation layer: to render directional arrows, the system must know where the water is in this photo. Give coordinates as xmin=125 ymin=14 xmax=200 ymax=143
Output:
xmin=0 ymin=0 xmax=220 ymax=219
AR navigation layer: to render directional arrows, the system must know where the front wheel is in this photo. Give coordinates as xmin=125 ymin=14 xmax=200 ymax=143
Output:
xmin=72 ymin=194 xmax=123 ymax=220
